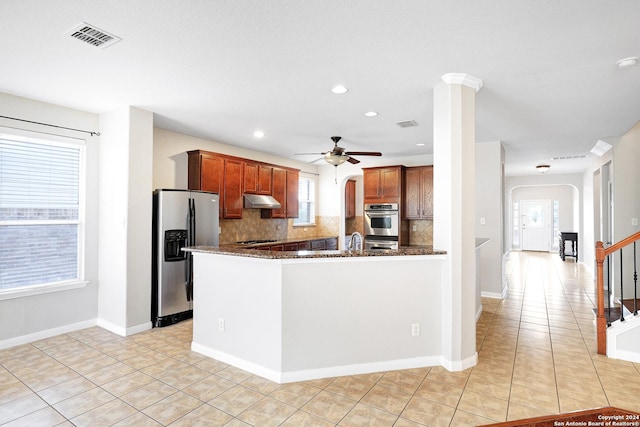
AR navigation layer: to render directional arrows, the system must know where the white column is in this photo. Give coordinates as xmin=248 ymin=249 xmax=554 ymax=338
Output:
xmin=434 ymin=73 xmax=482 ymax=370
xmin=98 ymin=106 xmax=153 ymax=336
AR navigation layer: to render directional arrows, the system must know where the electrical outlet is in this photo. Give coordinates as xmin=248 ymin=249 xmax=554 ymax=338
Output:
xmin=480 ymin=217 xmax=486 ymax=225
xmin=412 ymin=225 xmax=417 ymax=232
xmin=218 ymin=318 xmax=225 ymax=331
xmin=411 ymin=323 xmax=420 ymax=336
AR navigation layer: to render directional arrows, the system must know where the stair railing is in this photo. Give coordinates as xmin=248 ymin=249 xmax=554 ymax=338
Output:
xmin=595 ymin=230 xmax=640 ymax=355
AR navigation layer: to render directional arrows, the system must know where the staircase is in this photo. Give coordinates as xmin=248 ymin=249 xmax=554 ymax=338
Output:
xmin=596 ymin=232 xmax=640 ymax=361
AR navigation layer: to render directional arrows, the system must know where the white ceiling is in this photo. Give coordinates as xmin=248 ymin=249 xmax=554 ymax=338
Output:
xmin=1 ymin=1 xmax=639 ymax=176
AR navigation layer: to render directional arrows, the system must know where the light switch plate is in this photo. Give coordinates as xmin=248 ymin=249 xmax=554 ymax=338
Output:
xmin=632 ymin=218 xmax=638 ymax=226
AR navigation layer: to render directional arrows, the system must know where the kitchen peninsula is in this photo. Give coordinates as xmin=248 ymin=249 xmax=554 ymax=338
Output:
xmin=185 ymin=245 xmax=448 ymax=384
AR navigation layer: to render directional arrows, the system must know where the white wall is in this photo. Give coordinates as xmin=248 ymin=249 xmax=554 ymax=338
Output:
xmin=506 ymin=174 xmax=583 ymax=260
xmin=0 ymin=92 xmax=100 ymax=345
xmin=475 ymin=141 xmax=505 ymax=297
xmin=153 ymin=128 xmax=316 ymax=190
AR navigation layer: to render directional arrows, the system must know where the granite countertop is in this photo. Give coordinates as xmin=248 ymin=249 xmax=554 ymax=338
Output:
xmin=184 ymin=245 xmax=446 ymax=259
xmin=225 ymin=236 xmax=338 ymax=249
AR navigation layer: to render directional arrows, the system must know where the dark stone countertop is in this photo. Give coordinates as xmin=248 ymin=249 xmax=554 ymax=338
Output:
xmin=184 ymin=245 xmax=446 ymax=259
xmin=225 ymin=236 xmax=338 ymax=249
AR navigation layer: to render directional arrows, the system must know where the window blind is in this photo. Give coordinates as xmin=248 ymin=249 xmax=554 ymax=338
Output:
xmin=0 ymin=136 xmax=82 ymax=290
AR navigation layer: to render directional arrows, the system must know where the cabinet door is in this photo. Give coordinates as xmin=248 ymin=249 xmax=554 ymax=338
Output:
xmin=286 ymin=170 xmax=299 ymax=218
xmin=310 ymin=239 xmax=325 ymax=250
xmin=422 ymin=166 xmax=433 ymax=219
xmin=345 ymin=179 xmax=356 ymax=218
xmin=270 ymin=168 xmax=287 ymax=218
xmin=324 ymin=238 xmax=338 ymax=250
xmin=298 ymin=241 xmax=311 ymax=250
xmin=404 ymin=167 xmax=422 ymax=219
xmin=363 ymin=169 xmax=381 ymax=200
xmin=284 ymin=243 xmax=298 ymax=251
xmin=198 ymin=156 xmax=224 ymax=194
xmin=380 ymin=168 xmax=400 ymax=199
xmin=243 ymin=162 xmax=259 ymax=194
xmin=258 ymin=165 xmax=273 ymax=195
xmin=223 ymin=159 xmax=244 ymax=219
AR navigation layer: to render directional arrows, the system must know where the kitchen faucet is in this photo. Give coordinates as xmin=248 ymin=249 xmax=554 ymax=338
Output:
xmin=348 ymin=231 xmax=363 ymax=251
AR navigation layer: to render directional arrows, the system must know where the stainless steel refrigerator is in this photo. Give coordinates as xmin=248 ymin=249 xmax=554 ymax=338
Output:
xmin=152 ymin=189 xmax=219 ymax=327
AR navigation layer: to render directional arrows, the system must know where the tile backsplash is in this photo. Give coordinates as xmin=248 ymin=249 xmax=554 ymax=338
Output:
xmin=218 ymin=209 xmax=341 ymax=245
xmin=409 ymin=219 xmax=433 ymax=246
xmin=218 ymin=211 xmax=432 ymax=246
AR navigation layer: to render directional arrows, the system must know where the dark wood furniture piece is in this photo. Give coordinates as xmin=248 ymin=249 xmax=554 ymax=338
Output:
xmin=559 ymin=231 xmax=578 ymax=261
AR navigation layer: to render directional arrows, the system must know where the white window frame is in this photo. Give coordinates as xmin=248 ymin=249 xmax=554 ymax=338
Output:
xmin=293 ymin=173 xmax=317 ymax=226
xmin=0 ymin=127 xmax=88 ymax=300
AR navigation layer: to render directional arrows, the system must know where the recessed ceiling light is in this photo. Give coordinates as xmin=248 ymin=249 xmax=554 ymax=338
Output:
xmin=331 ymin=85 xmax=348 ymax=94
xmin=364 ymin=111 xmax=378 ymax=117
xmin=617 ymin=56 xmax=638 ymax=69
xmin=253 ymin=130 xmax=264 ymax=138
xmin=416 ymin=143 xmax=425 ymax=146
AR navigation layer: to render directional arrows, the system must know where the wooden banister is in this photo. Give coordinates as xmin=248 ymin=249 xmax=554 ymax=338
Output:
xmin=595 ymin=230 xmax=640 ymax=355
xmin=595 ymin=241 xmax=607 ymax=355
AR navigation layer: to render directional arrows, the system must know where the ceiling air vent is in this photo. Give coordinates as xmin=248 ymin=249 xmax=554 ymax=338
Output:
xmin=66 ymin=22 xmax=121 ymax=48
xmin=396 ymin=120 xmax=418 ymax=128
xmin=550 ymin=154 xmax=589 ymax=160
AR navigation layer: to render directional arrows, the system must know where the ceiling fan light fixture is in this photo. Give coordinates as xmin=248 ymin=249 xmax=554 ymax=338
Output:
xmin=324 ymin=153 xmax=348 ymax=166
xmin=331 ymin=85 xmax=348 ymax=94
xmin=536 ymin=164 xmax=551 ymax=173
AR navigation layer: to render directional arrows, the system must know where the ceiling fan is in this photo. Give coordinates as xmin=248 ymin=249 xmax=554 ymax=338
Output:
xmin=296 ymin=136 xmax=382 ymax=166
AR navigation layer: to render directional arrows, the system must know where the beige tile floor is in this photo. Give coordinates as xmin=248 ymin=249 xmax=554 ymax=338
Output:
xmin=1 ymin=252 xmax=640 ymax=426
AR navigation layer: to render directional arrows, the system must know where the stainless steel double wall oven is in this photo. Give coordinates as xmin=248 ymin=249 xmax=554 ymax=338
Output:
xmin=364 ymin=203 xmax=399 ymax=250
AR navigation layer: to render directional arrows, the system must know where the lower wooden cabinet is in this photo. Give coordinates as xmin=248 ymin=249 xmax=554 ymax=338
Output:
xmin=254 ymin=237 xmax=337 ymax=252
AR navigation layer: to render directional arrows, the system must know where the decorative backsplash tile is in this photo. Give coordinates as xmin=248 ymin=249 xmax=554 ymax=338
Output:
xmin=409 ymin=219 xmax=433 ymax=246
xmin=218 ymin=210 xmax=342 ymax=245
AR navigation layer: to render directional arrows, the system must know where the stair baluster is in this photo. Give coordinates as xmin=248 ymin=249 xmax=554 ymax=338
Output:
xmin=634 ymin=242 xmax=638 ymax=315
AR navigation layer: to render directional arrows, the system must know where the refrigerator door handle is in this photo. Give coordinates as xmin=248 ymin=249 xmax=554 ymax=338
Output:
xmin=185 ymin=197 xmax=196 ymax=302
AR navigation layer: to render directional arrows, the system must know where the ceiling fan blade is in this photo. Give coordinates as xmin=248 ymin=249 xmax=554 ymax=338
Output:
xmin=344 ymin=151 xmax=382 ymax=156
xmin=294 ymin=152 xmax=324 ymax=155
xmin=347 ymin=157 xmax=360 ymax=164
xmin=310 ymin=157 xmax=325 ymax=163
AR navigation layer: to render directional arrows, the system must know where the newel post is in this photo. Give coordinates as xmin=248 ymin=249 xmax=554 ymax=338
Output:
xmin=595 ymin=241 xmax=607 ymax=355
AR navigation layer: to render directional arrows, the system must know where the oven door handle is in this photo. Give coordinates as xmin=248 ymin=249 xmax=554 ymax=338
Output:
xmin=365 ymin=211 xmax=398 ymax=217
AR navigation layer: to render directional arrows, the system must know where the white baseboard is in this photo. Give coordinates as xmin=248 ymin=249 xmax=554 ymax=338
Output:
xmin=96 ymin=318 xmax=152 ymax=337
xmin=440 ymin=352 xmax=478 ymax=372
xmin=0 ymin=319 xmax=97 ymax=350
xmin=476 ymin=305 xmax=483 ymax=322
xmin=192 ymin=341 xmax=442 ymax=384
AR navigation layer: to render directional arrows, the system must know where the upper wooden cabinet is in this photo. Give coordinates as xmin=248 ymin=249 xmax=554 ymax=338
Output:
xmin=262 ymin=168 xmax=299 ymax=219
xmin=244 ymin=162 xmax=272 ymax=195
xmin=269 ymin=167 xmax=287 ymax=218
xmin=188 ymin=150 xmax=299 ymax=220
xmin=362 ymin=166 xmax=404 ymax=203
xmin=345 ymin=179 xmax=356 ymax=218
xmin=286 ymin=170 xmax=299 ymax=218
xmin=223 ymin=158 xmax=244 ymax=219
xmin=404 ymin=166 xmax=433 ymax=220
xmin=188 ymin=151 xmax=224 ymax=217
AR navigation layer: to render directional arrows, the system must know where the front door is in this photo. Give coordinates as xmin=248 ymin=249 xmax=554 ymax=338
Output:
xmin=521 ymin=199 xmax=551 ymax=252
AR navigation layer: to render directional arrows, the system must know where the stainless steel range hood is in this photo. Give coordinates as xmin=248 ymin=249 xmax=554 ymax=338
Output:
xmin=243 ymin=194 xmax=282 ymax=209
